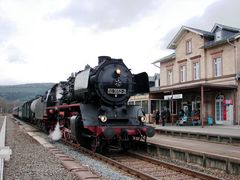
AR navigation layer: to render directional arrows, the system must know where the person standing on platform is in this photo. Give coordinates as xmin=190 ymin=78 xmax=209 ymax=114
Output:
xmin=155 ymin=110 xmax=160 ymax=125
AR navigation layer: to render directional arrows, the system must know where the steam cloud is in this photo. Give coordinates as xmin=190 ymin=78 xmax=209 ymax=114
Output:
xmin=49 ymin=122 xmax=62 ymax=141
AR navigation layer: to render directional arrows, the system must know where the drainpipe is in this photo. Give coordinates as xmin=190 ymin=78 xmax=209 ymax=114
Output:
xmin=227 ymin=38 xmax=238 ymax=125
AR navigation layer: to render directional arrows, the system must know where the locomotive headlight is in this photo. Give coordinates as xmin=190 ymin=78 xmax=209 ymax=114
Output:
xmin=139 ymin=116 xmax=147 ymax=123
xmin=99 ymin=115 xmax=107 ymax=122
xmin=115 ymin=68 xmax=121 ymax=75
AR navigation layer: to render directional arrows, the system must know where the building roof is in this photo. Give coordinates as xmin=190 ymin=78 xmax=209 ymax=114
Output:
xmin=211 ymin=23 xmax=240 ymax=33
xmin=203 ymin=32 xmax=240 ymax=49
xmin=154 ymin=23 xmax=240 ymax=65
xmin=151 ymin=83 xmax=237 ymax=94
xmin=185 ymin=26 xmax=214 ymax=37
xmin=152 ymin=52 xmax=176 ymax=64
xmin=167 ymin=26 xmax=214 ymax=49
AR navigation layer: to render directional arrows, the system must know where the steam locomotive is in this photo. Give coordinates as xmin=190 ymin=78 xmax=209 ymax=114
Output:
xmin=13 ymin=56 xmax=155 ymax=151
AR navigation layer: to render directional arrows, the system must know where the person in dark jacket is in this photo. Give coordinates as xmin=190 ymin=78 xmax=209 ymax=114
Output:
xmin=179 ymin=109 xmax=184 ymax=118
xmin=155 ymin=110 xmax=160 ymax=125
xmin=161 ymin=108 xmax=166 ymax=126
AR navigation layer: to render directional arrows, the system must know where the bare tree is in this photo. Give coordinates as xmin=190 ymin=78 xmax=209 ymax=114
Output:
xmin=0 ymin=97 xmax=21 ymax=114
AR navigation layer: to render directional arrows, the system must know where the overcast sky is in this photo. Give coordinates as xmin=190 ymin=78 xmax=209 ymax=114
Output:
xmin=0 ymin=0 xmax=240 ymax=85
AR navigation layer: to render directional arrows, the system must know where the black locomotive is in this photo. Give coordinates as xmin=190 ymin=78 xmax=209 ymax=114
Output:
xmin=13 ymin=56 xmax=155 ymax=151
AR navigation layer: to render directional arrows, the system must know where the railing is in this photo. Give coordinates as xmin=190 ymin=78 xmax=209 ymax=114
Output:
xmin=0 ymin=116 xmax=12 ymax=180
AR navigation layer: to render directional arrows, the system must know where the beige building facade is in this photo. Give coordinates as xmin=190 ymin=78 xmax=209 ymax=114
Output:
xmin=153 ymin=24 xmax=240 ymax=126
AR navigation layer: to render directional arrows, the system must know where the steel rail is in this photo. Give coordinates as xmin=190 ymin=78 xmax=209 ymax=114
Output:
xmin=62 ymin=139 xmax=220 ymax=180
xmin=62 ymin=140 xmax=157 ymax=180
xmin=128 ymin=151 xmax=220 ymax=180
xmin=13 ymin=116 xmax=220 ymax=180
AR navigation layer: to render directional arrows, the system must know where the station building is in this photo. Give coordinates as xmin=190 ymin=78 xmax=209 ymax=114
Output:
xmin=128 ymin=73 xmax=161 ymax=123
xmin=151 ymin=23 xmax=240 ymax=126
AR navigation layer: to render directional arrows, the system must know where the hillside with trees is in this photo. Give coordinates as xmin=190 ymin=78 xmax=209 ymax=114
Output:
xmin=0 ymin=83 xmax=54 ymax=113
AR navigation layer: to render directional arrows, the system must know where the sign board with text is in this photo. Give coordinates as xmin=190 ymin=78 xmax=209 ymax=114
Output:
xmin=164 ymin=94 xmax=183 ymax=100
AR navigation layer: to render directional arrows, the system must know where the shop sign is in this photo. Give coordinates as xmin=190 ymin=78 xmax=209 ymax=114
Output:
xmin=164 ymin=94 xmax=183 ymax=100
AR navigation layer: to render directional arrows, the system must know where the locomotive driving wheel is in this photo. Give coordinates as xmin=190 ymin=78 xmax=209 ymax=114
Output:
xmin=121 ymin=131 xmax=132 ymax=152
xmin=62 ymin=128 xmax=71 ymax=141
xmin=91 ymin=137 xmax=100 ymax=152
xmin=91 ymin=137 xmax=106 ymax=153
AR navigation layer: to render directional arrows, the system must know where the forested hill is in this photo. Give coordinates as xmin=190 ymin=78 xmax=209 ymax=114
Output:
xmin=0 ymin=83 xmax=55 ymax=102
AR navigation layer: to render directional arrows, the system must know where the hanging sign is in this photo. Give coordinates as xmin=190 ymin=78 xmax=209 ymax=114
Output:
xmin=164 ymin=94 xmax=183 ymax=100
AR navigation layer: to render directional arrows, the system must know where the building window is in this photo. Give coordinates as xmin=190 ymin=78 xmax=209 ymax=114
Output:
xmin=193 ymin=62 xmax=200 ymax=80
xmin=128 ymin=100 xmax=149 ymax=114
xmin=142 ymin=100 xmax=149 ymax=114
xmin=186 ymin=39 xmax=192 ymax=54
xmin=214 ymin=57 xmax=222 ymax=77
xmin=128 ymin=101 xmax=134 ymax=105
xmin=215 ymin=31 xmax=222 ymax=41
xmin=180 ymin=65 xmax=186 ymax=82
xmin=155 ymin=79 xmax=160 ymax=87
xmin=167 ymin=69 xmax=173 ymax=85
xmin=150 ymin=99 xmax=161 ymax=114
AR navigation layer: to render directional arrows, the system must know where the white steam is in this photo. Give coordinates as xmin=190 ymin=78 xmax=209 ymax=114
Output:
xmin=49 ymin=122 xmax=62 ymax=141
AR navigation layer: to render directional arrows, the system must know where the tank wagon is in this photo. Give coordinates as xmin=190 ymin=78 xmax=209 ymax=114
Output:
xmin=13 ymin=56 xmax=155 ymax=151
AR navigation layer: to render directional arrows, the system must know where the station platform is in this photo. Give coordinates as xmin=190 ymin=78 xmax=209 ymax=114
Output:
xmin=153 ymin=123 xmax=240 ymax=135
xmin=148 ymin=133 xmax=240 ymax=159
xmin=149 ymin=123 xmax=240 ymax=144
xmin=145 ymin=123 xmax=240 ymax=174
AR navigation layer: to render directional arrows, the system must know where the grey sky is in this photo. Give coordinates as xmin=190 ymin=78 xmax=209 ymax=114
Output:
xmin=162 ymin=0 xmax=240 ymax=48
xmin=0 ymin=17 xmax=14 ymax=42
xmin=59 ymin=0 xmax=162 ymax=30
xmin=5 ymin=45 xmax=25 ymax=63
xmin=1 ymin=0 xmax=240 ymax=85
xmin=188 ymin=0 xmax=240 ymax=30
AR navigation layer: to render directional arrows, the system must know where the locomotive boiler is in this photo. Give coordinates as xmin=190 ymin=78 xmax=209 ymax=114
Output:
xmin=15 ymin=56 xmax=155 ymax=152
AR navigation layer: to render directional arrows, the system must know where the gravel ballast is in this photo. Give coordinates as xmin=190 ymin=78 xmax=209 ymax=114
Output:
xmin=4 ymin=117 xmax=136 ymax=180
xmin=51 ymin=142 xmax=135 ymax=180
xmin=4 ymin=117 xmax=78 ymax=180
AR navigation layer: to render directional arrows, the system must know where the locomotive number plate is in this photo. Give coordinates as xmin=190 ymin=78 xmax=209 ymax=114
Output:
xmin=107 ymin=88 xmax=126 ymax=95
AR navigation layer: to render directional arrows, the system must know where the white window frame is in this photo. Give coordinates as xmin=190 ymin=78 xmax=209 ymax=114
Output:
xmin=215 ymin=31 xmax=222 ymax=41
xmin=214 ymin=57 xmax=222 ymax=77
xmin=180 ymin=65 xmax=186 ymax=82
xmin=186 ymin=39 xmax=192 ymax=54
xmin=193 ymin=62 xmax=200 ymax=80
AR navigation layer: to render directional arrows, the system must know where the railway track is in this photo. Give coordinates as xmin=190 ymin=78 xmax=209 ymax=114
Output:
xmin=106 ymin=151 xmax=220 ymax=180
xmin=14 ymin=117 xmax=220 ymax=179
xmin=62 ymin=140 xmax=219 ymax=180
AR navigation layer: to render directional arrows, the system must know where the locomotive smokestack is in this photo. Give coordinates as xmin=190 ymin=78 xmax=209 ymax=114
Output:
xmin=98 ymin=56 xmax=111 ymax=64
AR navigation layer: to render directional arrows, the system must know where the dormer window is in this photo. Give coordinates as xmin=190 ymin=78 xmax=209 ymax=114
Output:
xmin=186 ymin=39 xmax=192 ymax=54
xmin=215 ymin=31 xmax=222 ymax=41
